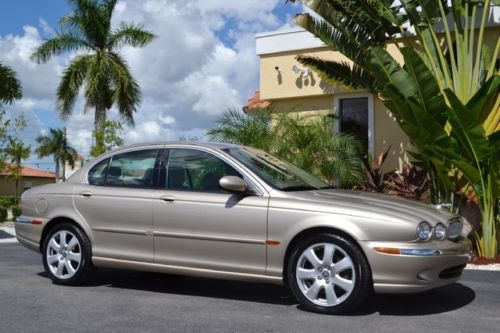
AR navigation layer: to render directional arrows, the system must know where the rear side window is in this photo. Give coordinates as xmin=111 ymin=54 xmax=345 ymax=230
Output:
xmin=88 ymin=158 xmax=110 ymax=185
xmin=104 ymin=149 xmax=159 ymax=188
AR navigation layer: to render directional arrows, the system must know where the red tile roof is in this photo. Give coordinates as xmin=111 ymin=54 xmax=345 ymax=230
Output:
xmin=242 ymin=91 xmax=270 ymax=112
xmin=0 ymin=164 xmax=56 ymax=179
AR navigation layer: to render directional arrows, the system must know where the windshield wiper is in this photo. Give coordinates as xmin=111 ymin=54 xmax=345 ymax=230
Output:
xmin=280 ymin=185 xmax=319 ymax=191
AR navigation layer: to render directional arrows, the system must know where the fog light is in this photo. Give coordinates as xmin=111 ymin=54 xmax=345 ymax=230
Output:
xmin=434 ymin=223 xmax=446 ymax=240
xmin=417 ymin=222 xmax=432 ymax=241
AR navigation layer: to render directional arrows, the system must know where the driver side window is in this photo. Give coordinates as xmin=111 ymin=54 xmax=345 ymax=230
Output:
xmin=166 ymin=149 xmax=241 ymax=193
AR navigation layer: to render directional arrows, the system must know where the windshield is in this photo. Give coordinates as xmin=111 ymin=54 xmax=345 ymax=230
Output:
xmin=223 ymin=147 xmax=330 ymax=191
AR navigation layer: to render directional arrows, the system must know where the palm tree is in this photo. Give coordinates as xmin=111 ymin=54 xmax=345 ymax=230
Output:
xmin=272 ymin=114 xmax=363 ymax=186
xmin=208 ymin=108 xmax=363 ymax=186
xmin=31 ymin=0 xmax=156 ymax=134
xmin=5 ymin=138 xmax=31 ymax=202
xmin=207 ymin=107 xmax=275 ymax=150
xmin=0 ymin=62 xmax=22 ymax=104
xmin=289 ymin=0 xmax=499 ymax=257
xmin=36 ymin=128 xmax=77 ymax=182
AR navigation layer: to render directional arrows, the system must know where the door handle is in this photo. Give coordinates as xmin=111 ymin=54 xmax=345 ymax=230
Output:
xmin=79 ymin=191 xmax=93 ymax=198
xmin=159 ymin=195 xmax=176 ymax=202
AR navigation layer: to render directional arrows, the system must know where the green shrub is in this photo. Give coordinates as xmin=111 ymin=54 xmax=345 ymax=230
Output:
xmin=0 ymin=206 xmax=7 ymax=222
xmin=11 ymin=205 xmax=21 ymax=219
xmin=0 ymin=196 xmax=16 ymax=207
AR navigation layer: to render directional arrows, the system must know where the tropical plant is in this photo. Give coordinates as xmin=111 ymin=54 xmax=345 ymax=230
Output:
xmin=35 ymin=128 xmax=77 ymax=182
xmin=31 ymin=0 xmax=156 ymax=134
xmin=208 ymin=107 xmax=275 ymax=150
xmin=11 ymin=205 xmax=21 ymax=219
xmin=5 ymin=138 xmax=31 ymax=203
xmin=90 ymin=120 xmax=124 ymax=157
xmin=385 ymin=163 xmax=430 ymax=201
xmin=354 ymin=147 xmax=392 ymax=193
xmin=272 ymin=114 xmax=363 ymax=186
xmin=208 ymin=108 xmax=364 ymax=186
xmin=289 ymin=0 xmax=499 ymax=257
xmin=0 ymin=62 xmax=22 ymax=104
xmin=0 ymin=206 xmax=7 ymax=222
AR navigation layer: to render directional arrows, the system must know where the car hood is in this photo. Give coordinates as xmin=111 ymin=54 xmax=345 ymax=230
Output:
xmin=271 ymin=189 xmax=456 ymax=225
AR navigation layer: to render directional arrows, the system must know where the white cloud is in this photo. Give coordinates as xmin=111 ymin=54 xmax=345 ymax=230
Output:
xmin=1 ymin=0 xmax=291 ymax=164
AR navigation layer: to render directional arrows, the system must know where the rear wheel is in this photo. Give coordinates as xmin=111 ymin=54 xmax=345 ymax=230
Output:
xmin=287 ymin=233 xmax=372 ymax=314
xmin=42 ymin=223 xmax=94 ymax=285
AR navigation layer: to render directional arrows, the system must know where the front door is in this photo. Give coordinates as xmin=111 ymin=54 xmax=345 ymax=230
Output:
xmin=73 ymin=148 xmax=159 ymax=262
xmin=336 ymin=96 xmax=372 ymax=156
xmin=153 ymin=148 xmax=268 ymax=274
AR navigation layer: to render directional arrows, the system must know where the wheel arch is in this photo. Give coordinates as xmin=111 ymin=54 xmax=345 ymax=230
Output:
xmin=40 ymin=216 xmax=93 ymax=252
xmin=282 ymin=226 xmax=372 ymax=286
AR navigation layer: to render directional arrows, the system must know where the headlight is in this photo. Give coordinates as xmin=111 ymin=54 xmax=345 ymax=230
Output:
xmin=417 ymin=222 xmax=432 ymax=241
xmin=434 ymin=223 xmax=446 ymax=240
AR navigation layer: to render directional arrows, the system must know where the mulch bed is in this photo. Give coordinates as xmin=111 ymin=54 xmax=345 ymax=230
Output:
xmin=468 ymin=256 xmax=500 ymax=265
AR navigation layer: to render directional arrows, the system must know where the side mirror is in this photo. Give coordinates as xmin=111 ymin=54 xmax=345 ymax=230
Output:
xmin=219 ymin=176 xmax=248 ymax=193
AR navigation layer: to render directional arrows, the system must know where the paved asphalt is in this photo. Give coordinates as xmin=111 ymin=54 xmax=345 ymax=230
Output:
xmin=1 ymin=242 xmax=499 ymax=333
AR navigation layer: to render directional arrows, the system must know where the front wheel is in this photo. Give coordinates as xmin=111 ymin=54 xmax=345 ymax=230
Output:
xmin=42 ymin=223 xmax=94 ymax=285
xmin=287 ymin=233 xmax=372 ymax=314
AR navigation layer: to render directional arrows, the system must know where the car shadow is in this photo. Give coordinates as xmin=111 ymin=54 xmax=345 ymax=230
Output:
xmin=346 ymin=282 xmax=475 ymax=316
xmin=37 ymin=269 xmax=475 ymax=315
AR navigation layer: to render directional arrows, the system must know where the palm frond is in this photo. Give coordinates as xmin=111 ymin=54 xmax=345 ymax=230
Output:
xmin=56 ymin=55 xmax=91 ymax=119
xmin=31 ymin=32 xmax=91 ymax=63
xmin=107 ymin=52 xmax=141 ymax=126
xmin=294 ymin=13 xmax=366 ymax=66
xmin=0 ymin=62 xmax=22 ymax=103
xmin=64 ymin=0 xmax=113 ymax=48
xmin=207 ymin=108 xmax=274 ymax=149
xmin=107 ymin=23 xmax=156 ymax=50
xmin=297 ymin=56 xmax=378 ymax=92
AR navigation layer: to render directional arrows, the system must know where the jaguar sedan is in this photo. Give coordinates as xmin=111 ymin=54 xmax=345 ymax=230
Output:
xmin=16 ymin=142 xmax=470 ymax=314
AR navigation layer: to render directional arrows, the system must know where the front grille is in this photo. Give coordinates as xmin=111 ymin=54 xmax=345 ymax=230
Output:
xmin=447 ymin=218 xmax=463 ymax=240
xmin=439 ymin=263 xmax=466 ymax=279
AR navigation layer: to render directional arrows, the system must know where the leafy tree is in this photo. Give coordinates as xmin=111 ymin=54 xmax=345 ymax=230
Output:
xmin=5 ymin=138 xmax=31 ymax=203
xmin=289 ymin=0 xmax=499 ymax=257
xmin=31 ymin=0 xmax=156 ymax=134
xmin=0 ymin=62 xmax=22 ymax=104
xmin=90 ymin=120 xmax=124 ymax=157
xmin=208 ymin=108 xmax=363 ymax=186
xmin=35 ymin=128 xmax=77 ymax=182
xmin=0 ymin=109 xmax=26 ymax=171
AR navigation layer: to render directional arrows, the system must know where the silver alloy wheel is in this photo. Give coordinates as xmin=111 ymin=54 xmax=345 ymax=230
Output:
xmin=46 ymin=230 xmax=82 ymax=280
xmin=296 ymin=242 xmax=355 ymax=307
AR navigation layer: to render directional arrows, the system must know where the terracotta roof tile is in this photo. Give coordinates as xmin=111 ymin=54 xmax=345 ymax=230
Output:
xmin=242 ymin=91 xmax=270 ymax=112
xmin=0 ymin=163 xmax=56 ymax=179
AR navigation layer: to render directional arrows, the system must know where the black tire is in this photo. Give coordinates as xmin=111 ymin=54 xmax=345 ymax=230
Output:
xmin=287 ymin=233 xmax=372 ymax=314
xmin=42 ymin=223 xmax=94 ymax=285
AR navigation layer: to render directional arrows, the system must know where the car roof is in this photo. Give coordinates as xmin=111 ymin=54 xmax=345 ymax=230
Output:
xmin=105 ymin=141 xmax=241 ymax=155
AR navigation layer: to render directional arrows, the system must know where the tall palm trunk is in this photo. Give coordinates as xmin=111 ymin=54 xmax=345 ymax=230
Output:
xmin=61 ymin=156 xmax=66 ymax=182
xmin=94 ymin=103 xmax=107 ymax=133
xmin=54 ymin=153 xmax=60 ymax=183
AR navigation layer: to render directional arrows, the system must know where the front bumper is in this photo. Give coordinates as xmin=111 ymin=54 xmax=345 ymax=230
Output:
xmin=359 ymin=240 xmax=470 ymax=294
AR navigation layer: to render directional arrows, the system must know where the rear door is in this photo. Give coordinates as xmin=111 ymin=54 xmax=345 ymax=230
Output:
xmin=74 ymin=148 xmax=160 ymax=262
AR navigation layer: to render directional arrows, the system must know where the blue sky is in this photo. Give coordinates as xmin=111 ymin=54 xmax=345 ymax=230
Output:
xmin=0 ymin=0 xmax=302 ymax=171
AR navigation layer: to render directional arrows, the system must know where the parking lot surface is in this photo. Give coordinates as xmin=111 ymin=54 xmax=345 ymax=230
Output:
xmin=1 ymin=242 xmax=499 ymax=333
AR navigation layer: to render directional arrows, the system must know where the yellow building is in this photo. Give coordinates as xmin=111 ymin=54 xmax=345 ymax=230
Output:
xmin=0 ymin=164 xmax=55 ymax=196
xmin=250 ymin=10 xmax=499 ymax=171
xmin=64 ymin=154 xmax=85 ymax=180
